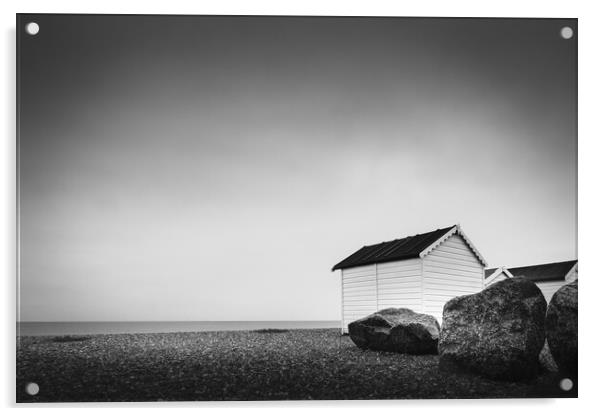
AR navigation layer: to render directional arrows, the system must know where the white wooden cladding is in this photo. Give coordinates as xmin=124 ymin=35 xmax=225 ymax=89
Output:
xmin=340 ymin=233 xmax=485 ymax=332
xmin=341 ymin=265 xmax=377 ymax=331
xmin=341 ymin=258 xmax=423 ymax=332
xmin=422 ymin=235 xmax=483 ymax=322
xmin=376 ymin=259 xmax=422 ymax=313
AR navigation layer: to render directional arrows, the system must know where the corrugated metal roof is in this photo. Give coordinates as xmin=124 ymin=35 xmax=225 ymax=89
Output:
xmin=332 ymin=226 xmax=455 ymax=271
xmin=508 ymin=260 xmax=577 ymax=283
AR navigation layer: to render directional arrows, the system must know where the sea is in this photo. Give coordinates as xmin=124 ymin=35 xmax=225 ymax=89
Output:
xmin=17 ymin=321 xmax=340 ymax=336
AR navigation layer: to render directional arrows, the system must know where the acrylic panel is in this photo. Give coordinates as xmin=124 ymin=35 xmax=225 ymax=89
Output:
xmin=17 ymin=14 xmax=578 ymax=402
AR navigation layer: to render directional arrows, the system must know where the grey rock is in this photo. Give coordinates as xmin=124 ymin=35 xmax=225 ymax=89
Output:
xmin=439 ymin=277 xmax=547 ymax=381
xmin=545 ymin=280 xmax=578 ymax=375
xmin=348 ymin=308 xmax=440 ymax=354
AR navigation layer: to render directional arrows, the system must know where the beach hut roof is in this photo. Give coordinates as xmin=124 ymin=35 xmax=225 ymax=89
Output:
xmin=508 ymin=260 xmax=578 ymax=283
xmin=332 ymin=224 xmax=487 ymax=271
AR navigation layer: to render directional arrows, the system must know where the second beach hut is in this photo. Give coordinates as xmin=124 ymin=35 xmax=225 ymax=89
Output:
xmin=332 ymin=224 xmax=487 ymax=333
xmin=508 ymin=260 xmax=578 ymax=302
xmin=484 ymin=260 xmax=578 ymax=302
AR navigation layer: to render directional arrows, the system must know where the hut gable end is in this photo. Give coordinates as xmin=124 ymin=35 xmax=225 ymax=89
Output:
xmin=421 ymin=232 xmax=485 ymax=322
xmin=419 ymin=225 xmax=487 ymax=267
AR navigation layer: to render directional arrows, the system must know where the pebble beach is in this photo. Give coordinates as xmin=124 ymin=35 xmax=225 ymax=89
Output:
xmin=16 ymin=328 xmax=575 ymax=402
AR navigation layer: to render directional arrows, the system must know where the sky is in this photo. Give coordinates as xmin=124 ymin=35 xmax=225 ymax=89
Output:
xmin=18 ymin=15 xmax=577 ymax=322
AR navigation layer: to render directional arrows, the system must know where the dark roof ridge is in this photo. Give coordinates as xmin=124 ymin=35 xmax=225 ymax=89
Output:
xmin=508 ymin=260 xmax=577 ymax=283
xmin=508 ymin=259 xmax=577 ymax=269
xmin=332 ymin=225 xmax=457 ymax=271
xmin=361 ymin=226 xmax=455 ymax=249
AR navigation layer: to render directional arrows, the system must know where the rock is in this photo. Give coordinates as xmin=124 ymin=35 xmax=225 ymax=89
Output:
xmin=539 ymin=339 xmax=559 ymax=373
xmin=439 ymin=277 xmax=547 ymax=381
xmin=348 ymin=308 xmax=440 ymax=354
xmin=545 ymin=280 xmax=578 ymax=375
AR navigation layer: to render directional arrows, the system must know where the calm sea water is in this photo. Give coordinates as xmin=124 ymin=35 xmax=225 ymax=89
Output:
xmin=17 ymin=321 xmax=340 ymax=336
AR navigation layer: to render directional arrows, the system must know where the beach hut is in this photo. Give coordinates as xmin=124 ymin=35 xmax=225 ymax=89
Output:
xmin=508 ymin=260 xmax=578 ymax=303
xmin=332 ymin=224 xmax=487 ymax=333
xmin=484 ymin=267 xmax=513 ymax=287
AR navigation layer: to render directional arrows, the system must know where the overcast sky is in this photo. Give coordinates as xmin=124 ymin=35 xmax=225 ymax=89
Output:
xmin=18 ymin=15 xmax=577 ymax=321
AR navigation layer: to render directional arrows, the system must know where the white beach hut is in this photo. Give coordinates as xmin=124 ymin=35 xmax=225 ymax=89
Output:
xmin=507 ymin=260 xmax=578 ymax=303
xmin=332 ymin=224 xmax=487 ymax=333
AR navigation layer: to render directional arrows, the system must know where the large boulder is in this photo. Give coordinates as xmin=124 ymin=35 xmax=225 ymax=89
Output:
xmin=545 ymin=280 xmax=578 ymax=375
xmin=439 ymin=277 xmax=547 ymax=381
xmin=348 ymin=308 xmax=440 ymax=354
